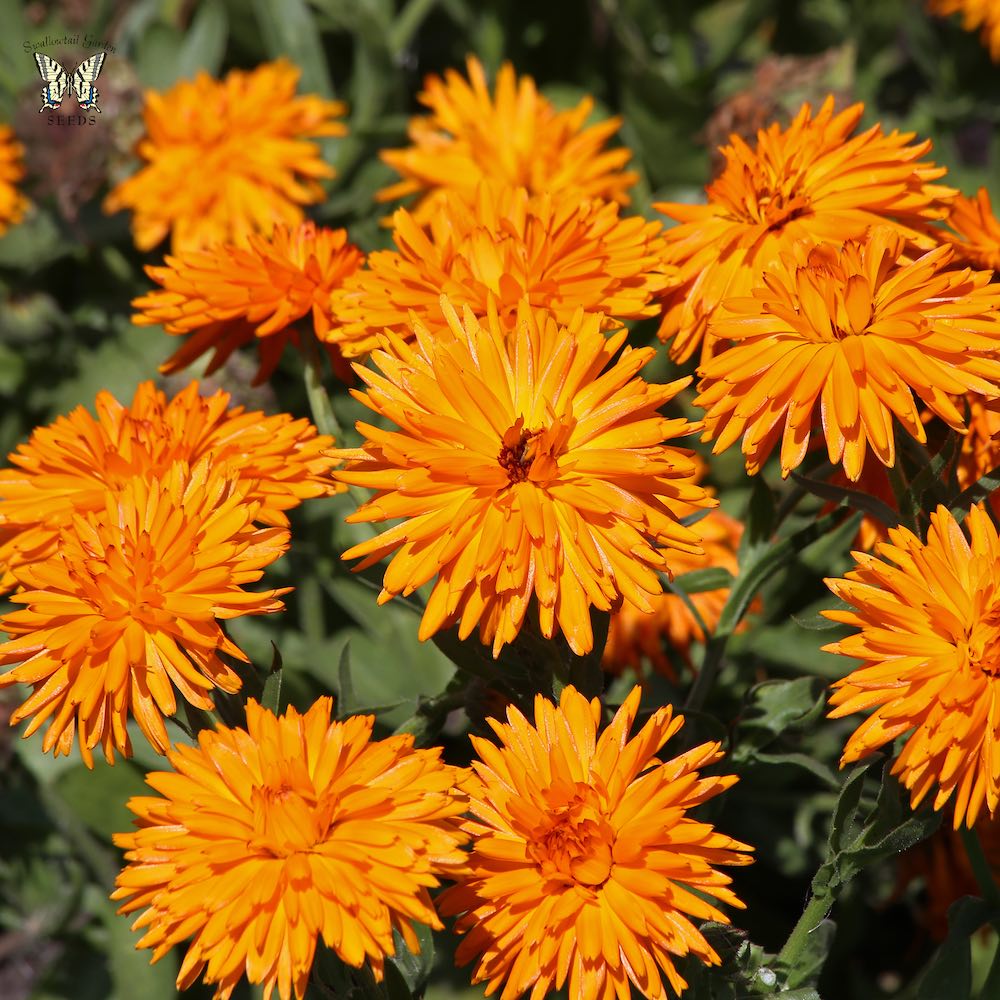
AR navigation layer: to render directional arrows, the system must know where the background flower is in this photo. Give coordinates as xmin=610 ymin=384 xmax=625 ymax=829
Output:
xmin=0 ymin=462 xmax=289 ymax=766
xmin=132 ymin=223 xmax=363 ymax=383
xmin=103 ymin=60 xmax=346 ymax=253
xmin=440 ymin=685 xmax=753 ymax=1000
xmin=333 ymin=300 xmax=710 ymax=657
xmin=378 ymin=56 xmax=636 ymax=223
xmin=113 ymin=697 xmax=468 ymax=1000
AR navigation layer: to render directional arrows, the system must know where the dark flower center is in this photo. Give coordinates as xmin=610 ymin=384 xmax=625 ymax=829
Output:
xmin=497 ymin=418 xmax=539 ymax=484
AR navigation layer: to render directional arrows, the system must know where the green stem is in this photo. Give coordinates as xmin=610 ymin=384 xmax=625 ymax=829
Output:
xmin=776 ymin=886 xmax=834 ymax=971
xmin=685 ymin=508 xmax=845 ymax=712
xmin=299 ymin=327 xmax=374 ymax=515
xmin=300 ymin=328 xmax=344 ymax=441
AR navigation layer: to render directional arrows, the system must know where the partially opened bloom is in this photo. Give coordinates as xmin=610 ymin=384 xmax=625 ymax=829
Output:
xmin=440 ymin=684 xmax=753 ymax=1000
xmin=943 ymin=188 xmax=1000 ymax=270
xmin=656 ymin=97 xmax=954 ymax=362
xmin=603 ymin=507 xmax=746 ymax=678
xmin=378 ymin=57 xmax=636 ymax=224
xmin=113 ymin=697 xmax=468 ymax=1000
xmin=0 ymin=380 xmax=338 ymax=589
xmin=333 ymin=300 xmax=711 ymax=657
xmin=695 ymin=228 xmax=1000 ymax=481
xmin=825 ymin=503 xmax=1000 ymax=828
xmin=332 ymin=184 xmax=667 ymax=357
xmin=0 ymin=124 xmax=27 ymax=235
xmin=104 ymin=60 xmax=346 ymax=253
xmin=0 ymin=462 xmax=289 ymax=766
xmin=132 ymin=222 xmax=363 ymax=382
xmin=929 ymin=0 xmax=1000 ymax=60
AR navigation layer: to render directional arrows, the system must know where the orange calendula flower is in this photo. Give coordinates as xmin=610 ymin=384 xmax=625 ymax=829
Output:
xmin=112 ymin=697 xmax=468 ymax=1000
xmin=333 ymin=300 xmax=711 ymax=657
xmin=929 ymin=0 xmax=1000 ymax=60
xmin=944 ymin=188 xmax=1000 ymax=270
xmin=656 ymin=97 xmax=955 ymax=362
xmin=104 ymin=60 xmax=346 ymax=253
xmin=0 ymin=380 xmax=338 ymax=590
xmin=603 ymin=507 xmax=746 ymax=678
xmin=695 ymin=228 xmax=1000 ymax=482
xmin=378 ymin=57 xmax=636 ymax=224
xmin=0 ymin=462 xmax=289 ymax=767
xmin=440 ymin=684 xmax=753 ymax=1000
xmin=0 ymin=124 xmax=27 ymax=235
xmin=331 ymin=183 xmax=667 ymax=357
xmin=825 ymin=503 xmax=1000 ymax=828
xmin=132 ymin=222 xmax=363 ymax=383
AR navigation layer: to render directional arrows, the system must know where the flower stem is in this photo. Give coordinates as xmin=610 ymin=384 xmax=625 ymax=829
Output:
xmin=299 ymin=327 xmax=344 ymax=441
xmin=776 ymin=887 xmax=833 ymax=974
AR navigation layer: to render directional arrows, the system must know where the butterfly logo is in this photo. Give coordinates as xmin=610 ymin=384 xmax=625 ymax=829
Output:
xmin=34 ymin=52 xmax=106 ymax=113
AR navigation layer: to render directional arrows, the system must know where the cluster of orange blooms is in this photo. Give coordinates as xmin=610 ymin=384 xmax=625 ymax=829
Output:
xmin=1 ymin=7 xmax=1000 ymax=995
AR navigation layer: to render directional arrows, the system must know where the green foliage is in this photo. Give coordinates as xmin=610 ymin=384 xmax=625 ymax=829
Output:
xmin=3 ymin=0 xmax=1000 ymax=998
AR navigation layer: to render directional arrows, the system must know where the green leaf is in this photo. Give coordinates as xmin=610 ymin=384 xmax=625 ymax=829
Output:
xmin=670 ymin=566 xmax=734 ymax=594
xmin=133 ymin=21 xmax=185 ymax=89
xmin=737 ymin=677 xmax=828 ymax=746
xmin=828 ymin=759 xmax=876 ymax=856
xmin=250 ymin=0 xmax=333 ymax=97
xmin=336 ymin=639 xmax=359 ymax=718
xmin=949 ymin=461 xmax=1000 ymax=520
xmin=917 ymin=897 xmax=992 ymax=1000
xmin=790 ymin=469 xmax=900 ymax=529
xmin=174 ymin=0 xmax=228 ymax=78
xmin=39 ymin=317 xmax=170 ymax=419
xmin=260 ymin=642 xmax=284 ymax=716
xmin=791 ymin=598 xmax=853 ymax=630
xmin=96 ymin=886 xmax=180 ymax=1000
xmin=687 ymin=508 xmax=851 ymax=711
xmin=747 ymin=750 xmax=842 ymax=790
xmin=51 ymin=759 xmax=149 ymax=843
xmin=387 ymin=923 xmax=435 ymax=995
xmin=0 ymin=210 xmax=68 ymax=272
xmin=739 ymin=476 xmax=777 ymax=562
xmin=903 ymin=429 xmax=961 ymax=513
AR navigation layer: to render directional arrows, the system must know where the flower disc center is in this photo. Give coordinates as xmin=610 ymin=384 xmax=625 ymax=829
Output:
xmin=528 ymin=782 xmax=615 ymax=887
xmin=250 ymin=782 xmax=325 ymax=857
xmin=497 ymin=418 xmax=539 ymax=485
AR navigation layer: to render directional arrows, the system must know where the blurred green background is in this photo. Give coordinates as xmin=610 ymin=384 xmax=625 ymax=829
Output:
xmin=1 ymin=1 xmax=999 ymax=998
